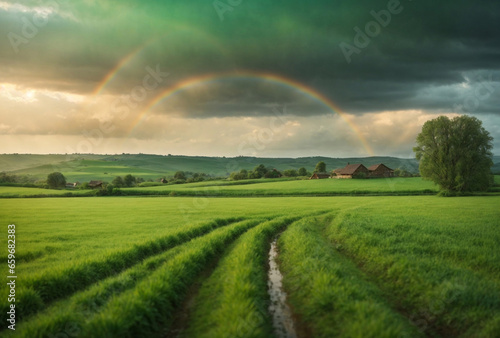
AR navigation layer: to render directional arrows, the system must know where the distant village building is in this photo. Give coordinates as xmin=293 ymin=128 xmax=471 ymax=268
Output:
xmin=333 ymin=163 xmax=394 ymax=178
xmin=333 ymin=163 xmax=370 ymax=179
xmin=310 ymin=173 xmax=331 ymax=179
xmin=367 ymin=164 xmax=394 ymax=178
xmin=88 ymin=180 xmax=103 ymax=189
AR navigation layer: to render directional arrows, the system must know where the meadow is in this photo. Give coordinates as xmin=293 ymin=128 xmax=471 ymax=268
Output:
xmin=124 ymin=176 xmax=439 ymax=196
xmin=0 ymin=195 xmax=499 ymax=337
xmin=0 ymin=177 xmax=441 ymax=198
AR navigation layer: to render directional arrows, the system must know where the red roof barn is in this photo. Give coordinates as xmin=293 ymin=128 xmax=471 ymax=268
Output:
xmin=333 ymin=163 xmax=370 ymax=179
xmin=368 ymin=164 xmax=394 ymax=178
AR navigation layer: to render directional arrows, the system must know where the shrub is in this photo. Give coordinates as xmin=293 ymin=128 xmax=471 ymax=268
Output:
xmin=352 ymin=172 xmax=368 ymax=179
xmin=47 ymin=172 xmax=66 ymax=189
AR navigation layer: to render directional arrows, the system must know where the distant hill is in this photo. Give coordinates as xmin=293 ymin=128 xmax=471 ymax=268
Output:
xmin=0 ymin=153 xmax=420 ymax=182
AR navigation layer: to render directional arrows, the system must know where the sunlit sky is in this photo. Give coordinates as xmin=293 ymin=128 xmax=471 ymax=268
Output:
xmin=1 ymin=0 xmax=499 ymax=157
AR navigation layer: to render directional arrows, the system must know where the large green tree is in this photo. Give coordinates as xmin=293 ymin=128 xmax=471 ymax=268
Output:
xmin=252 ymin=164 xmax=268 ymax=178
xmin=112 ymin=176 xmax=124 ymax=188
xmin=413 ymin=115 xmax=493 ymax=193
xmin=174 ymin=171 xmax=186 ymax=180
xmin=314 ymin=161 xmax=326 ymax=173
xmin=124 ymin=174 xmax=136 ymax=187
xmin=47 ymin=172 xmax=66 ymax=189
xmin=298 ymin=167 xmax=309 ymax=176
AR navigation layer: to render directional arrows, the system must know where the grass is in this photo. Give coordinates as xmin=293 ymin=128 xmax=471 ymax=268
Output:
xmin=3 ymin=175 xmax=500 ymax=199
xmin=124 ymin=177 xmax=438 ymax=196
xmin=184 ymin=216 xmax=301 ymax=338
xmin=0 ymin=176 xmax=441 ymax=198
xmin=1 ymin=195 xmax=499 ymax=336
xmin=0 ymin=186 xmax=91 ymax=197
xmin=9 ymin=219 xmax=262 ymax=337
xmin=323 ymin=201 xmax=500 ymax=336
xmin=0 ymin=217 xmax=243 ymax=319
xmin=279 ymin=214 xmax=420 ymax=337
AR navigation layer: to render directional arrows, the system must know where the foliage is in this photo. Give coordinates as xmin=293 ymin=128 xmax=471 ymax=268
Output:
xmin=229 ymin=169 xmax=249 ymax=181
xmin=0 ymin=172 xmax=37 ymax=185
xmin=138 ymin=181 xmax=163 ymax=187
xmin=123 ymin=174 xmax=136 ymax=187
xmin=352 ymin=171 xmax=368 ymax=179
xmin=298 ymin=167 xmax=310 ymax=176
xmin=174 ymin=171 xmax=186 ymax=180
xmin=46 ymin=172 xmax=66 ymax=189
xmin=394 ymin=167 xmax=413 ymax=177
xmin=112 ymin=176 xmax=125 ymax=188
xmin=414 ymin=115 xmax=494 ymax=192
xmin=0 ymin=172 xmax=17 ymax=183
xmin=314 ymin=161 xmax=326 ymax=173
xmin=282 ymin=169 xmax=298 ymax=177
xmin=264 ymin=169 xmax=281 ymax=178
xmin=230 ymin=165 xmax=281 ymax=180
xmin=251 ymin=164 xmax=268 ymax=178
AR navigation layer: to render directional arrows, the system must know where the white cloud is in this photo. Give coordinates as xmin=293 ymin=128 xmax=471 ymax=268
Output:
xmin=0 ymin=1 xmax=56 ymax=18
xmin=0 ymin=84 xmax=38 ymax=103
xmin=0 ymin=83 xmax=85 ymax=104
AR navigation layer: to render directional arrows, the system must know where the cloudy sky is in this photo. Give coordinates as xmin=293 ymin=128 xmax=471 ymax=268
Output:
xmin=1 ymin=0 xmax=499 ymax=158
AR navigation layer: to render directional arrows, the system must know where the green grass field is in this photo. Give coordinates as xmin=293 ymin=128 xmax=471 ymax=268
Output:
xmin=0 ymin=195 xmax=499 ymax=337
xmin=125 ymin=177 xmax=439 ymax=196
xmin=0 ymin=177 xmax=440 ymax=198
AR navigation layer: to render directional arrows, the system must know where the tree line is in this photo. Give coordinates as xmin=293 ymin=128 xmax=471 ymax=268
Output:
xmin=229 ymin=164 xmax=311 ymax=181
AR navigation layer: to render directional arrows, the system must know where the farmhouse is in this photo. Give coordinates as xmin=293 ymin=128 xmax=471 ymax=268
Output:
xmin=310 ymin=173 xmax=330 ymax=179
xmin=88 ymin=180 xmax=103 ymax=189
xmin=333 ymin=163 xmax=370 ymax=179
xmin=368 ymin=163 xmax=394 ymax=178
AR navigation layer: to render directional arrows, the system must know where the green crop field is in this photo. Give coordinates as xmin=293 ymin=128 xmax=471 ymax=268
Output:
xmin=124 ymin=177 xmax=439 ymax=196
xmin=0 ymin=195 xmax=499 ymax=337
xmin=0 ymin=176 xmax=441 ymax=198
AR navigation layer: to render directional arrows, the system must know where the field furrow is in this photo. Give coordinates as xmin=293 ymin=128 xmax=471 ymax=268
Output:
xmin=183 ymin=216 xmax=300 ymax=338
xmin=80 ymin=218 xmax=261 ymax=337
xmin=324 ymin=208 xmax=500 ymax=336
xmin=5 ymin=241 xmax=189 ymax=337
xmin=7 ymin=218 xmax=264 ymax=337
xmin=279 ymin=214 xmax=420 ymax=337
xmin=0 ymin=217 xmax=244 ymax=320
xmin=1 ymin=195 xmax=499 ymax=336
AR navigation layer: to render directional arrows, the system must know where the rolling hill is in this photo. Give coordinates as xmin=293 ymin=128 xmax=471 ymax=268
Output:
xmin=0 ymin=154 xmax=421 ymax=182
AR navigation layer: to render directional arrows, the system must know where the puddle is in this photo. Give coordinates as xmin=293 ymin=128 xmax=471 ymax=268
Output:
xmin=268 ymin=237 xmax=297 ymax=338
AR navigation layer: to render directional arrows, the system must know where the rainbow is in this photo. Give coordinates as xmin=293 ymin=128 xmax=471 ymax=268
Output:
xmin=91 ymin=25 xmax=231 ymax=97
xmin=92 ymin=44 xmax=148 ymax=96
xmin=131 ymin=71 xmax=374 ymax=155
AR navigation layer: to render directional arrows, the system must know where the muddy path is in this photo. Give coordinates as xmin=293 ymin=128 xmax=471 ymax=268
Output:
xmin=267 ymin=237 xmax=298 ymax=338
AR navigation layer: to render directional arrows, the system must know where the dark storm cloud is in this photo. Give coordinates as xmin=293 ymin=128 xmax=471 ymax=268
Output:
xmin=1 ymin=0 xmax=500 ymax=117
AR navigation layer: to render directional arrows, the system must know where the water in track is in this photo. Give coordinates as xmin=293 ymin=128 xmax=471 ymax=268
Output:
xmin=268 ymin=237 xmax=297 ymax=338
